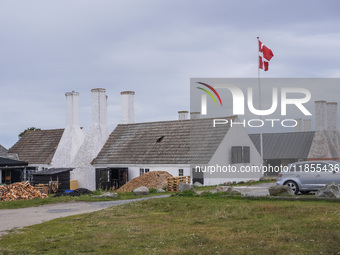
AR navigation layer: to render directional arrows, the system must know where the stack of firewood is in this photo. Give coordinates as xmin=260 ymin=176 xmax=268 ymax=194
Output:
xmin=0 ymin=181 xmax=48 ymax=201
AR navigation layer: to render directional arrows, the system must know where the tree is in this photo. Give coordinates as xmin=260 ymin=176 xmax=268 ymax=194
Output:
xmin=19 ymin=127 xmax=41 ymax=138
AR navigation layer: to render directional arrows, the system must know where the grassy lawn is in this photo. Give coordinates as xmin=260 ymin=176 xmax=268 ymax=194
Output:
xmin=1 ymin=180 xmax=276 ymax=209
xmin=0 ymin=191 xmax=169 ymax=210
xmin=1 ymin=195 xmax=340 ymax=254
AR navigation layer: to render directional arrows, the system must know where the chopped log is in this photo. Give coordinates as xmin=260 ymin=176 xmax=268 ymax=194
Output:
xmin=0 ymin=181 xmax=48 ymax=201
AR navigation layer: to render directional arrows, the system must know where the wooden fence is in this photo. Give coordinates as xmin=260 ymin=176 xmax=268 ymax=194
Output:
xmin=166 ymin=176 xmax=191 ymax=192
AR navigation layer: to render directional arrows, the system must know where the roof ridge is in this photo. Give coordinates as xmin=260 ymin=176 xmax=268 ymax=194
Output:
xmin=249 ymin=131 xmax=315 ymax=135
xmin=117 ymin=115 xmax=237 ymax=127
xmin=32 ymin=128 xmax=65 ymax=132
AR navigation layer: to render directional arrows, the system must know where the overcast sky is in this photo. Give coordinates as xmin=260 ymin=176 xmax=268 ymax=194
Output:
xmin=1 ymin=0 xmax=340 ymax=149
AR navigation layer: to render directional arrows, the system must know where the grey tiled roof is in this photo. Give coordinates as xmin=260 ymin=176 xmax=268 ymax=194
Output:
xmin=0 ymin=144 xmax=7 ymax=155
xmin=0 ymin=144 xmax=19 ymax=160
xmin=249 ymin=131 xmax=315 ymax=160
xmin=93 ymin=117 xmax=235 ymax=165
xmin=8 ymin=129 xmax=64 ymax=164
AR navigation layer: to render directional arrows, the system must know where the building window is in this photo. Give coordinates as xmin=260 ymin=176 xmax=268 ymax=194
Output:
xmin=140 ymin=168 xmax=149 ymax=176
xmin=231 ymin=146 xmax=250 ymax=164
xmin=179 ymin=169 xmax=184 ymax=176
xmin=243 ymin=146 xmax=250 ymax=163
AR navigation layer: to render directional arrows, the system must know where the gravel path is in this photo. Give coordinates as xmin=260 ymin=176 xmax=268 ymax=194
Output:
xmin=0 ymin=195 xmax=170 ymax=237
xmin=232 ymin=183 xmax=276 ymax=196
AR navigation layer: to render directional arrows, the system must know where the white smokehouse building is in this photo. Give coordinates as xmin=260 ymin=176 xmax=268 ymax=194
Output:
xmin=92 ymin=107 xmax=263 ymax=189
xmin=9 ymin=89 xmax=263 ymax=190
xmin=9 ymin=89 xmax=110 ymax=190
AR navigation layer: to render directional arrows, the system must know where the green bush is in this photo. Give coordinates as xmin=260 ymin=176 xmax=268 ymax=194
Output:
xmin=149 ymin=188 xmax=157 ymax=194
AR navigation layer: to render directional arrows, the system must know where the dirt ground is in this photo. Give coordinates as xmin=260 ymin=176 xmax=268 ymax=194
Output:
xmin=232 ymin=182 xmax=276 ymax=196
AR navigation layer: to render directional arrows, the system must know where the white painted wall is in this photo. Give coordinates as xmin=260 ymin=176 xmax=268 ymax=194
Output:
xmin=70 ymin=166 xmax=96 ymax=190
xmin=126 ymin=165 xmax=190 ymax=181
xmin=203 ymin=122 xmax=263 ymax=186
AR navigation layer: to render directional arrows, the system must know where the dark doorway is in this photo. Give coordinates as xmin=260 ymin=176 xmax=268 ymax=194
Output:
xmin=0 ymin=157 xmax=28 ymax=185
xmin=192 ymin=167 xmax=204 ymax=185
xmin=2 ymin=170 xmax=11 ymax=185
xmin=1 ymin=168 xmax=23 ymax=184
xmin=96 ymin=168 xmax=128 ymax=191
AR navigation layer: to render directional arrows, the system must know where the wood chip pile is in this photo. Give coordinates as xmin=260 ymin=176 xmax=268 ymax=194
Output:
xmin=0 ymin=181 xmax=48 ymax=201
xmin=117 ymin=171 xmax=173 ymax=192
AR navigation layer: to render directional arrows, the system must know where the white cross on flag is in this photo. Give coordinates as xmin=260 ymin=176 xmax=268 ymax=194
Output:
xmin=258 ymin=39 xmax=274 ymax=71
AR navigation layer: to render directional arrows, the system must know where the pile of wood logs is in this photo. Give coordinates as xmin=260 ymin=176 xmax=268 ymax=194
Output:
xmin=0 ymin=181 xmax=48 ymax=201
xmin=117 ymin=171 xmax=173 ymax=192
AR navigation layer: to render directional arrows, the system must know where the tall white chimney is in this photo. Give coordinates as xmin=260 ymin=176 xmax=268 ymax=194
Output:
xmin=178 ymin=111 xmax=188 ymax=120
xmin=121 ymin=91 xmax=135 ymax=124
xmin=294 ymin=118 xmax=302 ymax=132
xmin=71 ymin=88 xmax=110 ymax=190
xmin=308 ymin=100 xmax=337 ymax=160
xmin=52 ymin=90 xmax=85 ymax=168
xmin=190 ymin=112 xmax=200 ymax=119
xmin=91 ymin=88 xmax=107 ymax=127
xmin=304 ymin=119 xmax=312 ymax=131
xmin=327 ymin=102 xmax=338 ymax=131
xmin=326 ymin=102 xmax=340 ymax=159
xmin=66 ymin=91 xmax=80 ymax=127
xmin=315 ymin=100 xmax=327 ymax=131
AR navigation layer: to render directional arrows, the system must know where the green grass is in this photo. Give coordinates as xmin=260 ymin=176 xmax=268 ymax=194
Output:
xmin=1 ymin=195 xmax=340 ymax=254
xmin=193 ymin=185 xmax=218 ymax=192
xmin=0 ymin=191 xmax=169 ymax=210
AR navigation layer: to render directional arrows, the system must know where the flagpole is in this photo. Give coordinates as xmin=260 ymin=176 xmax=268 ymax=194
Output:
xmin=257 ymin=37 xmax=264 ymax=170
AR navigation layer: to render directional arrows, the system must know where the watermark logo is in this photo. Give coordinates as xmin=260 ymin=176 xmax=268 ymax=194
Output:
xmin=198 ymin=83 xmax=311 ymax=116
xmin=196 ymin=82 xmax=223 ymax=114
xmin=191 ymin=78 xmax=316 ymax=129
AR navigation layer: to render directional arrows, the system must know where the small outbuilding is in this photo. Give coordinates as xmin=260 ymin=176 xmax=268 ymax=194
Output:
xmin=0 ymin=157 xmax=28 ymax=185
xmin=31 ymin=168 xmax=73 ymax=192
